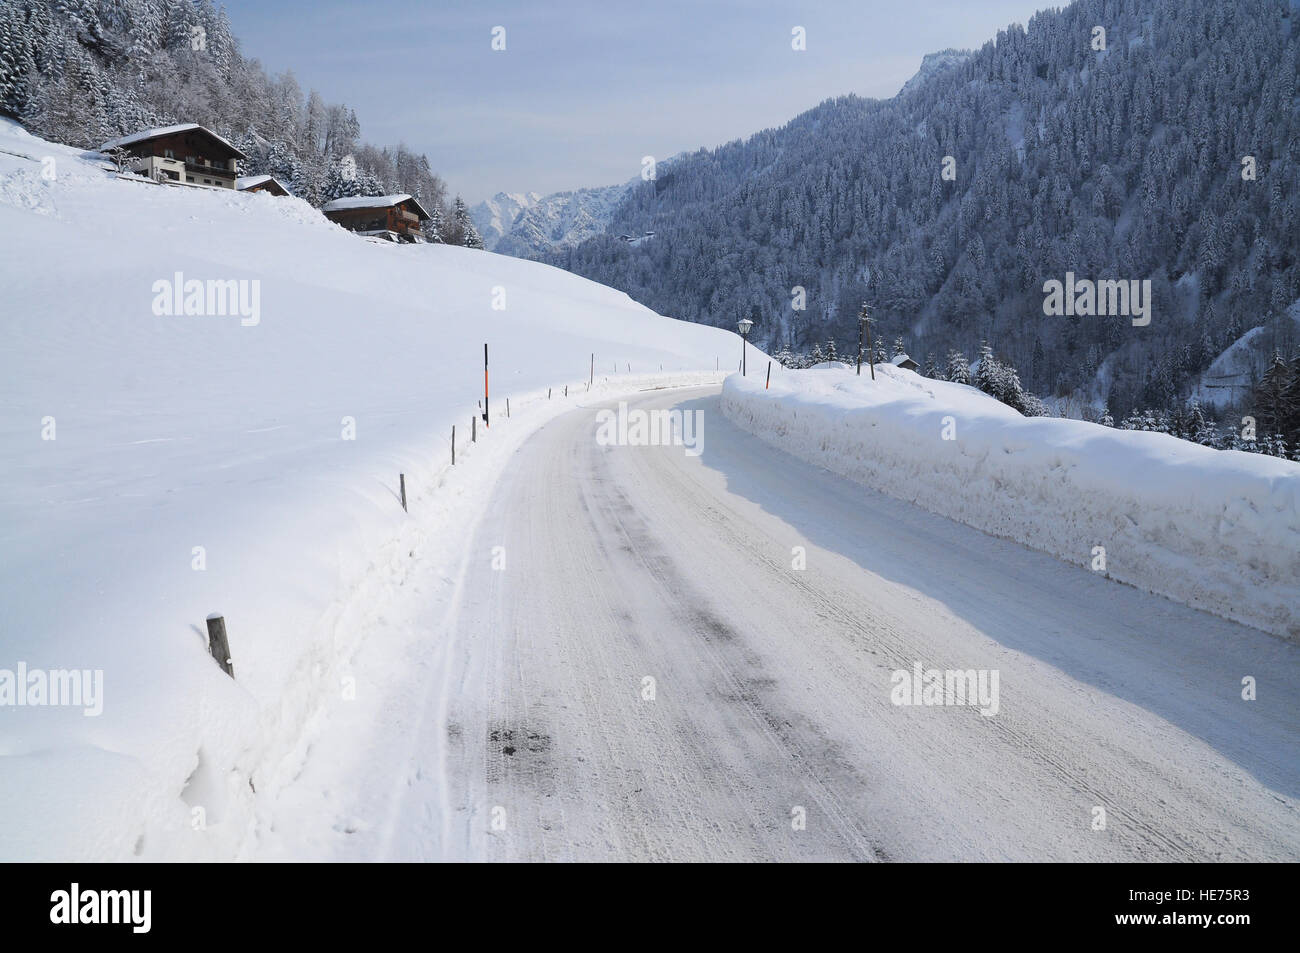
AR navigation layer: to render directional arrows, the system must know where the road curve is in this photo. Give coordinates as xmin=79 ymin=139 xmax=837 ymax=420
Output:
xmin=439 ymin=385 xmax=1300 ymax=862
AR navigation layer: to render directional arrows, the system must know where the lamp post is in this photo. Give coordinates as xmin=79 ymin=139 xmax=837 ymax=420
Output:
xmin=858 ymin=303 xmax=874 ymax=380
xmin=737 ymin=317 xmax=753 ymax=376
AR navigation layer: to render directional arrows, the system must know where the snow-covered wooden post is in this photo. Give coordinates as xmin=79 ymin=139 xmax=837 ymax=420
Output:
xmin=472 ymin=414 xmax=476 ymax=442
xmin=451 ymin=425 xmax=456 ymax=465
xmin=399 ymin=473 xmax=407 ymax=512
xmin=483 ymin=344 xmax=490 ymax=429
xmin=205 ymin=614 xmax=234 ymax=678
xmin=590 ymin=353 xmax=594 ymax=388
xmin=506 ymin=398 xmax=510 ymax=418
xmin=766 ymin=360 xmax=772 ymax=390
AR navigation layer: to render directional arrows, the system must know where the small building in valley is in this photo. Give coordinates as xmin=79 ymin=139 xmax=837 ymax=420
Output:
xmin=890 ymin=353 xmax=921 ymax=372
xmin=100 ymin=124 xmax=245 ymax=189
xmin=236 ymin=174 xmax=291 ymax=196
xmin=321 ymin=194 xmax=430 ymax=242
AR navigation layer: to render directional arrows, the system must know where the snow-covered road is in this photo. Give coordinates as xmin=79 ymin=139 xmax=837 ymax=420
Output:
xmin=395 ymin=386 xmax=1300 ymax=861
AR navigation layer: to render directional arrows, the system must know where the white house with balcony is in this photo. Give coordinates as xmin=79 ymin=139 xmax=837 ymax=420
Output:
xmin=100 ymin=124 xmax=246 ymax=189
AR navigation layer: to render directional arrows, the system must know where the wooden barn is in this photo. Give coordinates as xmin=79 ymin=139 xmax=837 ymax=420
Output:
xmin=100 ymin=124 xmax=245 ymax=189
xmin=890 ymin=353 xmax=921 ymax=371
xmin=322 ymin=194 xmax=430 ymax=242
xmin=236 ymin=174 xmax=291 ymax=196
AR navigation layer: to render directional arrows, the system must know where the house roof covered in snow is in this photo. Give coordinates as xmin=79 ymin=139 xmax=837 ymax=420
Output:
xmin=321 ymin=193 xmax=428 ymax=218
xmin=100 ymin=123 xmax=246 ymax=159
xmin=891 ymin=353 xmax=920 ymax=368
xmin=236 ymin=174 xmax=290 ymax=195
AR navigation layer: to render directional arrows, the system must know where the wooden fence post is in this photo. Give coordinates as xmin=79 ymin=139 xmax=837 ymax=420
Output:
xmin=506 ymin=398 xmax=510 ymax=418
xmin=766 ymin=360 xmax=772 ymax=390
xmin=205 ymin=614 xmax=234 ymax=677
xmin=452 ymin=425 xmax=456 ymax=465
xmin=399 ymin=473 xmax=407 ymax=512
xmin=472 ymin=414 xmax=476 ymax=442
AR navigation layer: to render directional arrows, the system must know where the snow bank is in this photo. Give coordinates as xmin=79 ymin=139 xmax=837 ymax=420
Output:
xmin=0 ymin=119 xmax=742 ymax=860
xmin=722 ymin=364 xmax=1300 ymax=639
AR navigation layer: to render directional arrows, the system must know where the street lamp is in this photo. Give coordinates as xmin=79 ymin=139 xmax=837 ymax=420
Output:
xmin=857 ymin=303 xmax=874 ymax=380
xmin=737 ymin=317 xmax=754 ymax=376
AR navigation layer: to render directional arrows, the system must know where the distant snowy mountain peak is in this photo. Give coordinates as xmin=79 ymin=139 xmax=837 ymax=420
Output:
xmin=471 ymin=180 xmax=635 ymax=256
xmin=471 ymin=191 xmax=543 ymax=249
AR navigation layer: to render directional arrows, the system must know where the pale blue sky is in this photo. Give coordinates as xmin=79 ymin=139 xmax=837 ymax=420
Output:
xmin=221 ymin=0 xmax=1055 ymax=203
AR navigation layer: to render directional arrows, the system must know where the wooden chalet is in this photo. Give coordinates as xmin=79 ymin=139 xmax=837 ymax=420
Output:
xmin=890 ymin=353 xmax=921 ymax=371
xmin=236 ymin=174 xmax=291 ymax=196
xmin=100 ymin=124 xmax=245 ymax=189
xmin=321 ymin=194 xmax=430 ymax=242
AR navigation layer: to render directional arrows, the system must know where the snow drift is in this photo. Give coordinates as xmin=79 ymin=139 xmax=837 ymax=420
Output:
xmin=722 ymin=364 xmax=1300 ymax=639
xmin=0 ymin=119 xmax=741 ymax=860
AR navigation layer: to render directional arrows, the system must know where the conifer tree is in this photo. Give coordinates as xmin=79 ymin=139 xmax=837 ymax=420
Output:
xmin=422 ymin=201 xmax=446 ymax=243
xmin=946 ymin=350 xmax=971 ymax=385
xmin=452 ymin=197 xmax=484 ymax=249
xmin=1253 ymin=351 xmax=1296 ymax=440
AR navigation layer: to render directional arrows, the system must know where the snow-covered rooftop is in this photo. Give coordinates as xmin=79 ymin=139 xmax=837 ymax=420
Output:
xmin=322 ymin=193 xmax=423 ymax=215
xmin=236 ymin=174 xmax=289 ymax=193
xmin=99 ymin=123 xmax=245 ymax=157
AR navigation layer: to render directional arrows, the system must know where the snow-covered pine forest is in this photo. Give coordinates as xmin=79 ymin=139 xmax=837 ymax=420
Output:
xmin=0 ymin=0 xmax=483 ymax=246
xmin=551 ymin=0 xmax=1300 ymax=440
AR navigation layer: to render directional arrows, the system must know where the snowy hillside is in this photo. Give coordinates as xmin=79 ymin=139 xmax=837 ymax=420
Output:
xmin=1190 ymin=301 xmax=1300 ymax=410
xmin=0 ymin=119 xmax=739 ymax=860
xmin=722 ymin=364 xmax=1300 ymax=639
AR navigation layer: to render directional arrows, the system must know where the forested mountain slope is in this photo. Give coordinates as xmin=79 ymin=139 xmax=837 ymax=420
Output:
xmin=553 ymin=0 xmax=1300 ymax=417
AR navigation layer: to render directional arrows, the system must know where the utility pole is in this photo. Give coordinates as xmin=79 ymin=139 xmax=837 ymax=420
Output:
xmin=858 ymin=308 xmax=864 ymax=376
xmin=860 ymin=303 xmax=875 ymax=381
